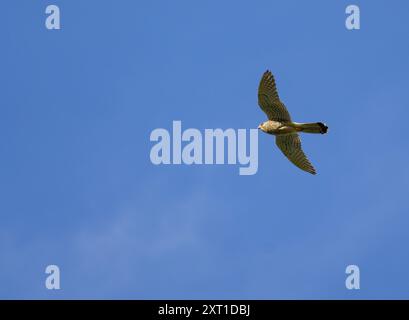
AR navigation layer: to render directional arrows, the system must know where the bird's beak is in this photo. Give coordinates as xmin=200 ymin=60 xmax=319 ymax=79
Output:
xmin=257 ymin=125 xmax=261 ymax=130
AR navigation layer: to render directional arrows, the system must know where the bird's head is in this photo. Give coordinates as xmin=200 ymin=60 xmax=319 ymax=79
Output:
xmin=258 ymin=122 xmax=266 ymax=132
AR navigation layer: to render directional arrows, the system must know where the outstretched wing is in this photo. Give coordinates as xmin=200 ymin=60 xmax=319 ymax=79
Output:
xmin=275 ymin=134 xmax=316 ymax=175
xmin=258 ymin=70 xmax=292 ymax=122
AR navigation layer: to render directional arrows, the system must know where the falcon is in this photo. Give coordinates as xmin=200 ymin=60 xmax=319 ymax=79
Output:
xmin=257 ymin=70 xmax=328 ymax=175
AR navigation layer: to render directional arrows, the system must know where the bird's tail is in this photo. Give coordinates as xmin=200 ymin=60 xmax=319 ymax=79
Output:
xmin=294 ymin=122 xmax=328 ymax=134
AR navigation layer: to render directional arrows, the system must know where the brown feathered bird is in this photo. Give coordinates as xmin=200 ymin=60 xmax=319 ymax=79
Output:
xmin=257 ymin=70 xmax=328 ymax=175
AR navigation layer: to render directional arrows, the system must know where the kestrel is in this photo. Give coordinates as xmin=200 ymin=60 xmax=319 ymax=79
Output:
xmin=257 ymin=70 xmax=328 ymax=175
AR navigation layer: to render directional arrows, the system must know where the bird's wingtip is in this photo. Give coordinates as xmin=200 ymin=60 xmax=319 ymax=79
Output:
xmin=309 ymin=167 xmax=317 ymax=175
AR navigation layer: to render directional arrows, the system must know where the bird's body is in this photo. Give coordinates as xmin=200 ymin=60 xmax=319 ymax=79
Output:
xmin=259 ymin=120 xmax=293 ymax=135
xmin=257 ymin=70 xmax=328 ymax=175
xmin=259 ymin=120 xmax=327 ymax=135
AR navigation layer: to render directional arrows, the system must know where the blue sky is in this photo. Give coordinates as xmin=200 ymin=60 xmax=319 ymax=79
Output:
xmin=1 ymin=0 xmax=409 ymax=299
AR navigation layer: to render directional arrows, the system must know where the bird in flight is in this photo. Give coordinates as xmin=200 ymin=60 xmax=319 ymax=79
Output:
xmin=257 ymin=70 xmax=328 ymax=175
